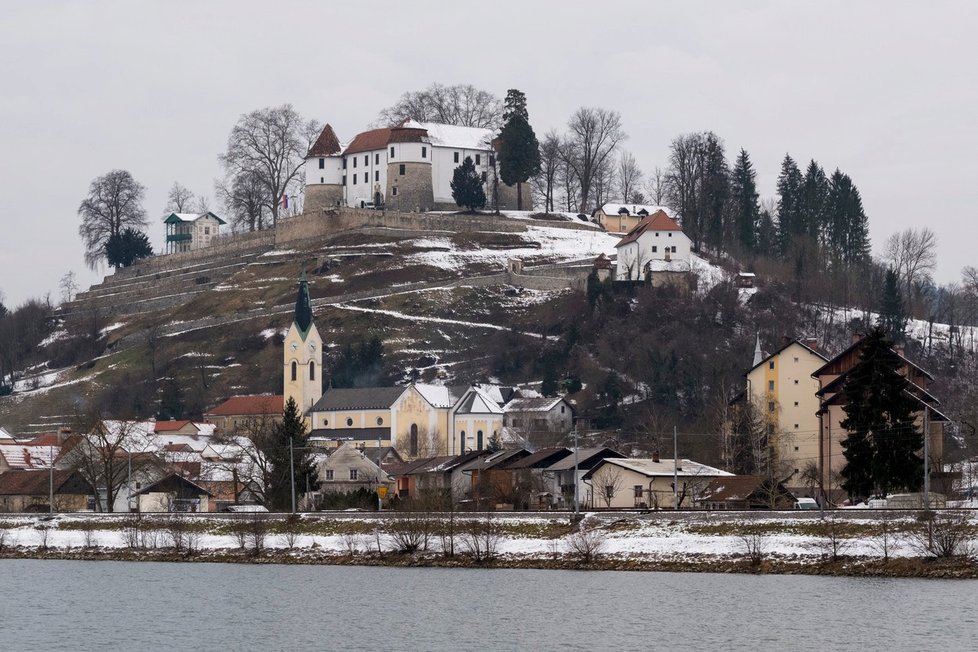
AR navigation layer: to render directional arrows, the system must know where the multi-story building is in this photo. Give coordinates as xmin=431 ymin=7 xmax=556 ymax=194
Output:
xmin=162 ymin=212 xmax=225 ymax=253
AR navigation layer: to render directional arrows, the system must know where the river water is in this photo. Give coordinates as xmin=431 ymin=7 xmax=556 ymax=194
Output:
xmin=0 ymin=560 xmax=975 ymax=651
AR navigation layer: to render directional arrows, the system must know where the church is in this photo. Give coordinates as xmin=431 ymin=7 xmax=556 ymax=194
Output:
xmin=303 ymin=120 xmax=531 ymax=213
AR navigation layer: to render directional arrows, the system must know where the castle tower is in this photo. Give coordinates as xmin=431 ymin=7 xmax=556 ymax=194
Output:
xmin=283 ymin=272 xmax=323 ymax=423
xmin=304 ymin=124 xmax=345 ymax=212
xmin=386 ymin=124 xmax=433 ymax=212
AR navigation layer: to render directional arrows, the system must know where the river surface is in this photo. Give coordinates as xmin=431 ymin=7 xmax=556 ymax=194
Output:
xmin=0 ymin=560 xmax=975 ymax=651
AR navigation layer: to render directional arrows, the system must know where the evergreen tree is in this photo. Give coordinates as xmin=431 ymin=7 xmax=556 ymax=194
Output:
xmin=799 ymin=160 xmax=829 ymax=245
xmin=450 ymin=156 xmax=487 ymax=212
xmin=699 ymin=133 xmax=730 ymax=255
xmin=729 ymin=149 xmax=760 ymax=253
xmin=877 ymin=268 xmax=906 ymax=342
xmin=261 ymin=397 xmax=320 ymax=510
xmin=755 ymin=208 xmax=778 ymax=258
xmin=105 ymin=227 xmax=153 ymax=268
xmin=826 ymin=169 xmax=870 ymax=267
xmin=839 ymin=328 xmax=924 ymax=499
xmin=329 ymin=336 xmax=387 ymax=388
xmin=775 ymin=154 xmax=803 ymax=258
xmin=157 ymin=377 xmax=185 ymax=421
xmin=498 ymin=89 xmax=541 ymax=211
xmin=487 ymin=431 xmax=504 ymax=453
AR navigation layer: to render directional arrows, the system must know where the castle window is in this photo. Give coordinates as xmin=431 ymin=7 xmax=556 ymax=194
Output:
xmin=375 ymin=153 xmax=380 ymax=165
xmin=489 ymin=154 xmax=495 ymax=166
xmin=320 ymin=177 xmax=324 ymax=183
xmin=475 ymin=154 xmax=481 ymax=165
xmin=353 ymin=157 xmax=357 ymax=168
xmin=346 ymin=418 xmax=353 ymax=427
xmin=309 ymin=361 xmax=315 ymax=381
xmin=390 ymin=146 xmax=395 ymax=158
xmin=319 ymin=158 xmax=325 ymax=169
xmin=671 ymin=246 xmax=677 ymax=253
xmin=364 ymin=155 xmax=368 ymax=166
xmin=454 ymin=152 xmax=459 ymax=163
xmin=342 ymin=175 xmax=346 ymax=185
xmin=375 ymin=171 xmax=379 ymax=182
xmin=652 ymin=246 xmax=657 ymax=253
xmin=353 ymin=174 xmax=357 ymax=184
xmin=342 ymin=158 xmax=347 ymax=169
xmin=399 ymin=164 xmax=405 ymax=176
xmin=422 ymin=146 xmax=427 ymax=158
xmin=392 ymin=187 xmax=398 ymax=196
xmin=668 ymin=233 xmax=672 ymax=237
xmin=481 ymin=172 xmax=487 ymax=182
xmin=291 ymin=361 xmax=297 ymax=382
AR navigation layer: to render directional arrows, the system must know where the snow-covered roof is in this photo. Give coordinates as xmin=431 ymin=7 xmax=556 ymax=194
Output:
xmin=163 ymin=211 xmax=227 ymax=225
xmin=0 ymin=443 xmax=60 ymax=469
xmin=596 ymin=203 xmax=674 ymax=217
xmin=594 ymin=458 xmax=732 ymax=479
xmin=455 ymin=387 xmax=504 ymax=414
xmin=0 ymin=427 xmax=15 ymax=440
xmin=413 ymin=383 xmax=468 ymax=409
xmin=504 ymin=397 xmax=568 ymax=413
xmin=405 ymin=120 xmax=495 ymax=150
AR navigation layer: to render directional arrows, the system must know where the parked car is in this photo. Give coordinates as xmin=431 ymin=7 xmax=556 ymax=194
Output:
xmin=223 ymin=504 xmax=269 ymax=513
xmin=794 ymin=497 xmax=819 ymax=510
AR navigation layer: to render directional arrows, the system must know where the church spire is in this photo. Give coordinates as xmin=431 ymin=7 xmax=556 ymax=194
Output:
xmin=752 ymin=332 xmax=763 ymax=367
xmin=293 ymin=271 xmax=313 ymax=338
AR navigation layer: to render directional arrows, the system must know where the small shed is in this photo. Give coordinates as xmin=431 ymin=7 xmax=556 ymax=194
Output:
xmin=697 ymin=475 xmax=796 ymax=510
xmin=134 ymin=473 xmax=214 ymax=513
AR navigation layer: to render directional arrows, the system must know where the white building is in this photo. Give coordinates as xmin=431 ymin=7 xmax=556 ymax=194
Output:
xmin=614 ymin=210 xmax=692 ymax=281
xmin=303 ymin=120 xmax=528 ymax=213
xmin=163 ymin=212 xmax=226 ymax=253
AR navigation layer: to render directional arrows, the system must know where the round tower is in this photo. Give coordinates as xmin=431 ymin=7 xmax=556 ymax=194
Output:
xmin=386 ymin=125 xmax=433 ymax=212
xmin=304 ymin=124 xmax=344 ymax=212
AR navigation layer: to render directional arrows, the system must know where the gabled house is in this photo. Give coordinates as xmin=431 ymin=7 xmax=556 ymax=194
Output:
xmin=315 ymin=442 xmax=393 ymax=498
xmin=541 ymin=447 xmax=627 ymax=509
xmin=204 ymin=394 xmax=284 ymax=434
xmin=697 ymin=475 xmax=797 ymax=510
xmin=593 ymin=203 xmax=673 ymax=234
xmin=614 ymin=210 xmax=691 ymax=281
xmin=503 ymin=396 xmax=574 ymax=447
xmin=500 ymin=447 xmax=575 ymax=510
xmin=134 ymin=473 xmax=214 ymax=513
xmin=583 ymin=457 xmax=732 ymax=509
xmin=0 ymin=469 xmax=93 ymax=512
xmin=163 ymin=212 xmax=225 ymax=253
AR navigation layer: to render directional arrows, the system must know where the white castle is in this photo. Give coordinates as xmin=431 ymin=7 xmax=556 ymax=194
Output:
xmin=303 ymin=120 xmax=529 ymax=213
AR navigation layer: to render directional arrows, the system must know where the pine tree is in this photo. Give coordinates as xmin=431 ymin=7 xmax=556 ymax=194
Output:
xmin=877 ymin=269 xmax=906 ymax=342
xmin=105 ymin=227 xmax=153 ymax=268
xmin=799 ymin=160 xmax=829 ymax=246
xmin=826 ymin=169 xmax=871 ymax=267
xmin=755 ymin=208 xmax=778 ymax=258
xmin=775 ymin=154 xmax=803 ymax=258
xmin=699 ymin=133 xmax=729 ymax=255
xmin=729 ymin=148 xmax=760 ymax=254
xmin=451 ymin=156 xmax=487 ymax=212
xmin=498 ymin=89 xmax=541 ymax=211
xmin=839 ymin=328 xmax=923 ymax=499
xmin=261 ymin=397 xmax=321 ymax=510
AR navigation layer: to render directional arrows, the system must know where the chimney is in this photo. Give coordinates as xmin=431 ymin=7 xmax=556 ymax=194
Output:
xmin=803 ymin=337 xmax=818 ymax=352
xmin=652 ymin=450 xmax=660 ymax=463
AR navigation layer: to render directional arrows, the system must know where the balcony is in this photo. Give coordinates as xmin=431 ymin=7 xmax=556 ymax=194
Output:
xmin=166 ymin=232 xmax=192 ymax=242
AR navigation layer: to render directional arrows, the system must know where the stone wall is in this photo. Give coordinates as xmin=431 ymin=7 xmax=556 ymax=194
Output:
xmin=304 ymin=184 xmax=344 ymax=212
xmin=387 ymin=162 xmax=434 ymax=212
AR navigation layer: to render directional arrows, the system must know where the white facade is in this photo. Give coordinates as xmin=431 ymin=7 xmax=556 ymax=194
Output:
xmin=615 ymin=229 xmax=692 ymax=280
xmin=163 ymin=212 xmax=225 ymax=254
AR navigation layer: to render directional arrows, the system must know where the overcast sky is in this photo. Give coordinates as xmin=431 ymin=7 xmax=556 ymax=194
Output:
xmin=2 ymin=1 xmax=976 ymax=307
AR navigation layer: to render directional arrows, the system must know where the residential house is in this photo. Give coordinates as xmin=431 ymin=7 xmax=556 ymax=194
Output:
xmin=740 ymin=337 xmax=827 ymax=484
xmin=204 ymin=394 xmax=284 ymax=434
xmin=697 ymin=475 xmax=798 ymax=510
xmin=388 ymin=450 xmax=488 ymax=503
xmin=315 ymin=442 xmax=394 ymax=498
xmin=163 ymin=211 xmax=225 ymax=253
xmin=583 ymin=457 xmax=732 ymax=509
xmin=814 ymin=334 xmax=947 ymax=497
xmin=593 ymin=203 xmax=673 ymax=234
xmin=541 ymin=447 xmax=627 ymax=509
xmin=134 ymin=474 xmax=213 ymax=512
xmin=503 ymin=397 xmax=574 ymax=448
xmin=500 ymin=447 xmax=575 ymax=510
xmin=614 ymin=210 xmax=692 ymax=282
xmin=0 ymin=441 xmax=59 ymax=473
xmin=0 ymin=469 xmax=93 ymax=512
xmin=460 ymin=448 xmax=533 ymax=509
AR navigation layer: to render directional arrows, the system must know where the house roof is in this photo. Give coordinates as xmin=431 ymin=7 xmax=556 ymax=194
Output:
xmin=614 ymin=210 xmax=683 ymax=248
xmin=163 ymin=211 xmax=227 ymax=226
xmin=0 ymin=469 xmax=89 ymax=495
xmin=307 ymin=123 xmax=342 ymax=157
xmin=153 ymin=420 xmax=198 ymax=433
xmin=362 ymin=447 xmax=404 ymax=466
xmin=503 ymin=447 xmax=572 ymax=470
xmin=698 ymin=475 xmax=792 ymax=503
xmin=311 ymin=387 xmax=405 ymax=412
xmin=583 ymin=457 xmax=732 ymax=480
xmin=0 ymin=443 xmax=59 ymax=469
xmin=812 ymin=336 xmax=935 ymax=381
xmin=309 ymin=427 xmax=390 ymax=442
xmin=747 ymin=339 xmax=827 ymax=376
xmin=0 ymin=427 xmax=16 ymax=440
xmin=387 ymin=126 xmax=428 ymax=144
xmin=545 ymin=447 xmax=626 ymax=471
xmin=413 ymin=383 xmax=469 ymax=409
xmin=504 ymin=397 xmax=570 ymax=413
xmin=461 ymin=448 xmax=531 ymax=472
xmin=404 ymin=120 xmax=494 ymax=150
xmin=455 ymin=387 xmax=504 ymax=415
xmin=205 ymin=394 xmax=284 ymax=417
xmin=343 ymin=128 xmax=393 ymax=155
xmin=24 ymin=432 xmax=62 ymax=447
xmin=474 ymin=384 xmax=517 ymax=407
xmin=595 ymin=203 xmax=673 ymax=218
xmin=134 ymin=473 xmax=214 ymax=497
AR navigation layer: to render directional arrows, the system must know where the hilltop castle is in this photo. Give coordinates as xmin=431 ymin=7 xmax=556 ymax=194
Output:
xmin=303 ymin=120 xmax=531 ymax=213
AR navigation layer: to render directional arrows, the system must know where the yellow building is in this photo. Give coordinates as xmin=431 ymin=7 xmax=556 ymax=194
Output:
xmin=283 ymin=273 xmax=323 ymax=425
xmin=745 ymin=338 xmax=827 ymax=484
xmin=592 ymin=203 xmax=673 ymax=234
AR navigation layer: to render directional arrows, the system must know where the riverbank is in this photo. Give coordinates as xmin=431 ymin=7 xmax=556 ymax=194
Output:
xmin=1 ymin=511 xmax=976 ymax=578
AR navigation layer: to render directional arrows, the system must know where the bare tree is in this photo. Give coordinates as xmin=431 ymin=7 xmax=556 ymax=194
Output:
xmin=166 ymin=182 xmax=196 ymax=213
xmin=564 ymin=107 xmax=627 ymax=213
xmin=218 ymin=170 xmax=270 ymax=232
xmin=645 ymin=166 xmax=669 ymax=205
xmin=616 ymin=150 xmax=643 ymax=203
xmin=593 ymin=465 xmax=624 ymax=508
xmin=59 ymin=271 xmax=79 ymax=304
xmin=77 ymin=169 xmax=148 ymax=269
xmin=567 ymin=519 xmax=606 ymax=563
xmin=665 ymin=133 xmax=705 ymax=249
xmin=219 ymin=104 xmax=319 ymax=227
xmin=533 ymin=130 xmax=562 ymax=213
xmin=884 ymin=227 xmax=937 ymax=305
xmin=377 ymin=83 xmax=503 ymax=129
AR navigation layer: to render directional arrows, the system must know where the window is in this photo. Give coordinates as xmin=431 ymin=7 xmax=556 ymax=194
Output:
xmin=769 ymin=361 xmax=775 ymax=370
xmin=489 ymin=154 xmax=495 ymax=166
xmin=349 ymin=469 xmax=358 ymax=480
xmin=392 ymin=186 xmax=398 ymax=196
xmin=346 ymin=417 xmax=353 ymax=427
xmin=652 ymin=246 xmax=658 ymax=253
xmin=204 ymin=227 xmax=210 ymax=235
xmin=421 ymin=146 xmax=427 ymax=158
xmin=794 ymin=424 xmax=799 ymax=429
xmin=291 ymin=361 xmax=297 ymax=381
xmin=323 ymin=419 xmax=328 ymax=426
xmin=793 ymin=357 xmax=799 ymax=363
xmin=454 ymin=152 xmax=459 ymax=163
xmin=390 ymin=146 xmax=395 ymax=157
xmin=364 ymin=155 xmax=368 ymax=166
xmin=309 ymin=361 xmax=315 ymax=380
xmin=560 ymin=405 xmax=565 ymax=414
xmin=794 ymin=446 xmax=799 ymax=452
xmin=655 ymin=232 xmax=659 ymax=237
xmin=634 ymin=485 xmax=644 ymax=498
xmin=399 ymin=164 xmax=405 ymax=175
xmin=481 ymin=172 xmax=487 ymax=182
xmin=460 ymin=432 xmax=465 ymax=453
xmin=410 ymin=424 xmax=419 ymax=456
xmin=793 ymin=401 xmax=799 ymax=407
xmin=768 ymin=380 xmax=775 ymax=392
xmin=477 ymin=430 xmax=484 ymax=450
xmin=319 ymin=158 xmax=325 ymax=169
xmin=793 ymin=379 xmax=799 ymax=385
xmin=353 ymin=157 xmax=357 ymax=168
xmin=376 ymin=417 xmax=384 ymax=425
xmin=324 ymin=469 xmax=334 ymax=480
xmin=375 ymin=171 xmax=379 ymax=182
xmin=475 ymin=154 xmax=481 ymax=165
xmin=767 ymin=424 xmax=775 ymax=435
xmin=768 ymin=402 xmax=775 ymax=412
xmin=320 ymin=177 xmax=324 ymax=183
xmin=671 ymin=246 xmax=677 ymax=253
xmin=342 ymin=158 xmax=347 ymax=169
xmin=353 ymin=173 xmax=357 ymax=184
xmin=375 ymin=153 xmax=380 ymax=165
xmin=668 ymin=232 xmax=672 ymax=237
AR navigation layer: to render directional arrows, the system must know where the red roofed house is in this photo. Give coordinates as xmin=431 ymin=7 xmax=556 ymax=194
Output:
xmin=614 ymin=209 xmax=691 ymax=281
xmin=204 ymin=394 xmax=284 ymax=434
xmin=303 ymin=119 xmax=530 ymax=213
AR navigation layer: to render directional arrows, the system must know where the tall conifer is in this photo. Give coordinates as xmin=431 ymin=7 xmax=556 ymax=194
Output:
xmin=729 ymin=149 xmax=760 ymax=253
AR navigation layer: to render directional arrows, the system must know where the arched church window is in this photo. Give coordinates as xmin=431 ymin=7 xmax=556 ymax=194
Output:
xmin=477 ymin=430 xmax=484 ymax=450
xmin=410 ymin=424 xmax=419 ymax=456
xmin=309 ymin=361 xmax=315 ymax=381
xmin=291 ymin=361 xmax=297 ymax=382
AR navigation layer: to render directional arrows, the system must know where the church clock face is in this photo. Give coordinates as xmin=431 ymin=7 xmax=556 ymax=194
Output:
xmin=308 ymin=342 xmax=316 ymax=352
xmin=290 ymin=343 xmax=298 ymax=352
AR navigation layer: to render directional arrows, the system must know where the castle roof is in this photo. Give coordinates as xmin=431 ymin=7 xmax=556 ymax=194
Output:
xmin=344 ymin=127 xmax=393 ymax=155
xmin=614 ymin=210 xmax=683 ymax=248
xmin=596 ymin=203 xmax=673 ymax=218
xmin=404 ymin=120 xmax=494 ymax=150
xmin=307 ymin=123 xmax=342 ymax=157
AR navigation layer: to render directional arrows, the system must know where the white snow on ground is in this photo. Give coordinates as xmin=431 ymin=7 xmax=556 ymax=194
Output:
xmin=821 ymin=305 xmax=978 ymax=351
xmin=330 ymin=304 xmax=554 ymax=340
xmin=498 ymin=211 xmax=603 ymax=230
xmin=324 ymin=274 xmax=344 ymax=283
xmin=259 ymin=327 xmax=288 ymax=340
xmin=39 ymin=329 xmax=69 ymax=347
xmin=260 ymin=249 xmax=297 ymax=257
xmin=99 ymin=322 xmax=126 ymax=336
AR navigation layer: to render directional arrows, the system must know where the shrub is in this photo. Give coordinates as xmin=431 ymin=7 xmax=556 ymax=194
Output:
xmin=567 ymin=521 xmax=606 ymax=563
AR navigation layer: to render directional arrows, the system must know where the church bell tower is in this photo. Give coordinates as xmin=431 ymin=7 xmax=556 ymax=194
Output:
xmin=283 ymin=272 xmax=323 ymax=422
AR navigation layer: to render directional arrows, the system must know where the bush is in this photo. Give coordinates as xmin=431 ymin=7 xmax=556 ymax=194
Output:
xmin=567 ymin=521 xmax=606 ymax=563
xmin=460 ymin=514 xmax=501 ymax=562
xmin=910 ymin=511 xmax=974 ymax=559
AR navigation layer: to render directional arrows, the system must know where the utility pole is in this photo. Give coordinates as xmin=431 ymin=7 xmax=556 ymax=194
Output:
xmin=289 ymin=437 xmax=296 ymax=514
xmin=923 ymin=408 xmax=930 ymax=510
xmin=377 ymin=432 xmax=383 ymax=512
xmin=572 ymin=420 xmax=579 ymax=520
xmin=49 ymin=445 xmax=54 ymax=514
xmin=673 ymin=426 xmax=679 ymax=510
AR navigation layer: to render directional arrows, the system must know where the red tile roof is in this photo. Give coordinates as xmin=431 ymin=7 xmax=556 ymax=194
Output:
xmin=307 ymin=123 xmax=342 ymax=157
xmin=25 ymin=432 xmax=61 ymax=447
xmin=205 ymin=394 xmax=284 ymax=417
xmin=344 ymin=128 xmax=392 ymax=155
xmin=154 ymin=420 xmax=197 ymax=433
xmin=387 ymin=126 xmax=427 ymax=144
xmin=614 ymin=210 xmax=683 ymax=248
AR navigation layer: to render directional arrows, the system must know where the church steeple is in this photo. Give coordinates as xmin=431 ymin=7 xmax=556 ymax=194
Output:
xmin=294 ymin=271 xmax=314 ymax=338
xmin=752 ymin=332 xmax=763 ymax=367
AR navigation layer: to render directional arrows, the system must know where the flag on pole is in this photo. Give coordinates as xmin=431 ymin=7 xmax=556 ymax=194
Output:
xmin=281 ymin=194 xmax=289 ymax=209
